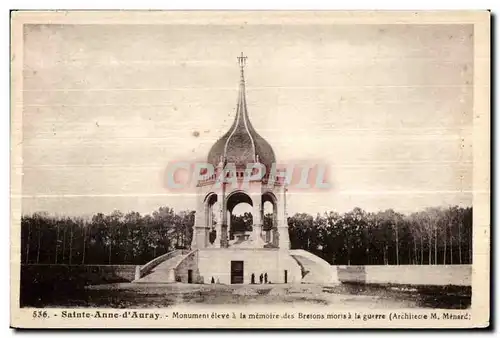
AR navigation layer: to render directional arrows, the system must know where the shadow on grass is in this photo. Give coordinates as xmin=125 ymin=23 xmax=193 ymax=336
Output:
xmin=328 ymin=283 xmax=471 ymax=309
xmin=20 ymin=264 xmax=135 ymax=308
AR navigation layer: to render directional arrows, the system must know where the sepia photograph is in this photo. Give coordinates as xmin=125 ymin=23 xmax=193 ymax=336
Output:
xmin=10 ymin=10 xmax=490 ymax=328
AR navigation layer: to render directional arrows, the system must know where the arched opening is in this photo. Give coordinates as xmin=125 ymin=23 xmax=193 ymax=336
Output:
xmin=204 ymin=193 xmax=218 ymax=244
xmin=226 ymin=191 xmax=253 ymax=242
xmin=262 ymin=192 xmax=278 ymax=246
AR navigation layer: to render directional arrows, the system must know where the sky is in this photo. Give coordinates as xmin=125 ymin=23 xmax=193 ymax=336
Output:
xmin=20 ymin=23 xmax=474 ymax=217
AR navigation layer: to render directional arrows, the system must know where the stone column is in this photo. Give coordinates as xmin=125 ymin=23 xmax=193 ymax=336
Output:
xmin=191 ymin=192 xmax=209 ymax=249
xmin=252 ymin=194 xmax=263 ymax=245
xmin=221 ymin=199 xmax=228 ymax=248
xmin=191 ymin=228 xmax=199 ymax=249
xmin=272 ymin=204 xmax=278 ymax=245
xmin=213 ymin=198 xmax=222 ymax=248
xmin=277 ymin=187 xmax=290 ymax=250
xmin=227 ymin=210 xmax=232 ymax=241
xmin=261 ymin=204 xmax=266 ymax=242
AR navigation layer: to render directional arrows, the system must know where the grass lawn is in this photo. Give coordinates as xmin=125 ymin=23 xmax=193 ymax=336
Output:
xmin=28 ymin=282 xmax=470 ymax=309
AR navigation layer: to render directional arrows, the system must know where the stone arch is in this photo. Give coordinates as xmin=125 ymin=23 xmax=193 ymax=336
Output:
xmin=226 ymin=190 xmax=253 ymax=211
xmin=226 ymin=190 xmax=254 ymax=240
xmin=262 ymin=191 xmax=278 ymax=205
xmin=204 ymin=192 xmax=218 ymax=228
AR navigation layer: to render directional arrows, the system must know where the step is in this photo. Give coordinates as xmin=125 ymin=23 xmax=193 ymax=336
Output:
xmin=134 ymin=254 xmax=188 ymax=283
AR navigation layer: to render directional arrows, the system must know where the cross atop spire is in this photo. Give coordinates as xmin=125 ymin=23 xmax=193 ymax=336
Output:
xmin=237 ymin=52 xmax=247 ymax=69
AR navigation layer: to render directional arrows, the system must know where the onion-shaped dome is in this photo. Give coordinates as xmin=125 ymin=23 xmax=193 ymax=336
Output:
xmin=207 ymin=55 xmax=276 ymax=170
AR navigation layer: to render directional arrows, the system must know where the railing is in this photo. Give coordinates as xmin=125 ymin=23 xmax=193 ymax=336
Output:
xmin=138 ymin=249 xmax=191 ymax=278
xmin=197 ymin=172 xmax=286 ymax=187
xmin=173 ymin=249 xmax=198 ymax=273
xmin=289 ymin=249 xmax=338 ymax=283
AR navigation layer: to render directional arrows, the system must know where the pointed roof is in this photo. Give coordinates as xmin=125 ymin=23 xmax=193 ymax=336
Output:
xmin=207 ymin=54 xmax=276 ymax=170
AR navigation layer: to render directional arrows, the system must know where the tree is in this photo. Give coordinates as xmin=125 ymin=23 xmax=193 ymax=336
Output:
xmin=19 ymin=205 xmax=473 ymax=266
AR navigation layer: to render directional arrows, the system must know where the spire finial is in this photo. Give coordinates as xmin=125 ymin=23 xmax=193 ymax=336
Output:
xmin=237 ymin=52 xmax=247 ymax=69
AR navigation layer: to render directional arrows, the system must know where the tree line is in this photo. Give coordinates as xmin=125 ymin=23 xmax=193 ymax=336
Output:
xmin=288 ymin=206 xmax=472 ymax=265
xmin=20 ymin=205 xmax=472 ymax=266
xmin=21 ymin=208 xmax=194 ymax=265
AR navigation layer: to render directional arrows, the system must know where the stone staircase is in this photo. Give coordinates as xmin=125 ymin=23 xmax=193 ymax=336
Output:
xmin=133 ymin=250 xmax=190 ymax=283
xmin=290 ymin=249 xmax=339 ymax=284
